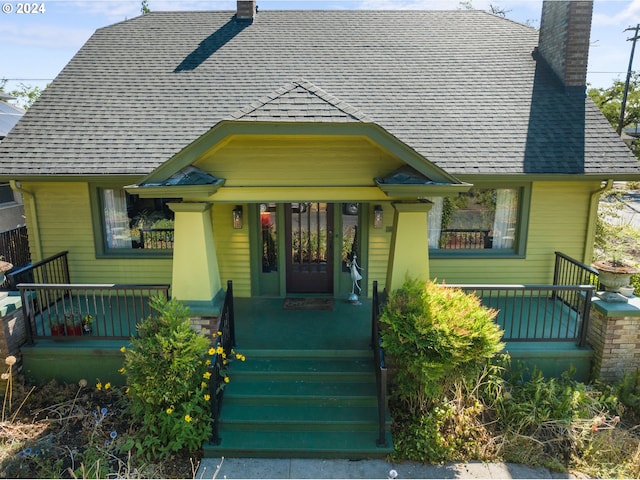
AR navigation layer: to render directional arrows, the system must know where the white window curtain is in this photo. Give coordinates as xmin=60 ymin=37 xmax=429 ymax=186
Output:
xmin=103 ymin=189 xmax=131 ymax=249
xmin=427 ymin=197 xmax=443 ymax=249
xmin=492 ymin=189 xmax=517 ymax=249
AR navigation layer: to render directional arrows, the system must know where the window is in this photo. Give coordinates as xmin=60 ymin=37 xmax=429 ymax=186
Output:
xmin=260 ymin=203 xmax=278 ymax=272
xmin=341 ymin=203 xmax=360 ymax=272
xmin=0 ymin=184 xmax=15 ymax=205
xmin=99 ymin=188 xmax=176 ymax=254
xmin=428 ymin=188 xmax=522 ymax=254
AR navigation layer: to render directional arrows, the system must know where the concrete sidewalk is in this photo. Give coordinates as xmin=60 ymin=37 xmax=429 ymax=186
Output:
xmin=196 ymin=458 xmax=579 ymax=479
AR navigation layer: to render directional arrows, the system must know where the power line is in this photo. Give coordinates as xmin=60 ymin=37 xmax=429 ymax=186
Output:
xmin=618 ymin=24 xmax=640 ymax=136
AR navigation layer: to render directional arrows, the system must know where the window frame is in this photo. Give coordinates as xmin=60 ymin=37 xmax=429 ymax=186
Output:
xmin=428 ymin=183 xmax=531 ymax=259
xmin=90 ymin=185 xmax=175 ymax=259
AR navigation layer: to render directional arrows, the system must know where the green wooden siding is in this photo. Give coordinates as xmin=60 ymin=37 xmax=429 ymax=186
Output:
xmin=212 ymin=203 xmax=252 ymax=297
xmin=22 ymin=182 xmax=172 ymax=285
xmin=366 ymin=202 xmax=392 ymax=292
xmin=429 ymin=181 xmax=597 ymax=284
xmin=196 ymin=135 xmax=405 ymax=187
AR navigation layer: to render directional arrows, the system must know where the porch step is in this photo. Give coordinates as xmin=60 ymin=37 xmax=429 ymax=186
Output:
xmin=203 ymin=349 xmax=393 ymax=459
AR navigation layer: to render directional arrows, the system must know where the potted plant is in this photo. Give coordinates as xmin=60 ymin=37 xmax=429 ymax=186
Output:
xmin=50 ymin=316 xmax=65 ymax=337
xmin=83 ymin=314 xmax=94 ymax=334
xmin=65 ymin=314 xmax=83 ymax=336
xmin=592 ymin=255 xmax=640 ymax=299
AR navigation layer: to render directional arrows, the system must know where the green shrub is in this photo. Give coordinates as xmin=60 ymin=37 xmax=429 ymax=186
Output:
xmin=121 ymin=296 xmax=212 ymax=460
xmin=381 ymin=279 xmax=504 ymax=413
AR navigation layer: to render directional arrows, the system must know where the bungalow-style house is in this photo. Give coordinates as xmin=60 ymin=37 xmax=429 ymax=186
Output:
xmin=1 ymin=0 xmax=639 ymax=458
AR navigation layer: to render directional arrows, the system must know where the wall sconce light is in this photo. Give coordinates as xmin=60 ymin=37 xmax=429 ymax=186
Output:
xmin=232 ymin=205 xmax=243 ymax=229
xmin=373 ymin=205 xmax=383 ymax=229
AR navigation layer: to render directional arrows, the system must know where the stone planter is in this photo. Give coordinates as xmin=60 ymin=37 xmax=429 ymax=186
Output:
xmin=593 ymin=260 xmax=639 ymax=293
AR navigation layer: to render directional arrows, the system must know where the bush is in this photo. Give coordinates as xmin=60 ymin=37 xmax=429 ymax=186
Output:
xmin=381 ymin=279 xmax=504 ymax=413
xmin=381 ymin=279 xmax=505 ymax=463
xmin=121 ymin=297 xmax=212 ymax=460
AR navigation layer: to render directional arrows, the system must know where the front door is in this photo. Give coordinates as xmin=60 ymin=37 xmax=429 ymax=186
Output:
xmin=285 ymin=203 xmax=334 ymax=293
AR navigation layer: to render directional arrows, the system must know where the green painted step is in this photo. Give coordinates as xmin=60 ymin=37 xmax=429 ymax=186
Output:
xmin=204 ymin=348 xmax=393 ymax=459
xmin=220 ymin=404 xmax=390 ymax=431
xmin=204 ymin=429 xmax=393 ymax=459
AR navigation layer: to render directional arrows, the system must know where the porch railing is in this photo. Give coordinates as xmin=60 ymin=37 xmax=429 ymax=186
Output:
xmin=17 ymin=283 xmax=170 ymax=344
xmin=443 ymin=284 xmax=594 ymax=347
xmin=7 ymin=250 xmax=70 ymax=290
xmin=371 ymin=280 xmax=388 ymax=448
xmin=209 ymin=280 xmax=236 ymax=446
xmin=553 ymin=251 xmax=601 ymax=290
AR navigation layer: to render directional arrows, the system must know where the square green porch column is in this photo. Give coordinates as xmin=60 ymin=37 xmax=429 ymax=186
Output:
xmin=386 ymin=202 xmax=432 ymax=292
xmin=168 ymin=202 xmax=222 ymax=304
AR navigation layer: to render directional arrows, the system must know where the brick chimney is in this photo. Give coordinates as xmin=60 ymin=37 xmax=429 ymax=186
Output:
xmin=236 ymin=0 xmax=256 ymax=21
xmin=537 ymin=1 xmax=593 ymax=95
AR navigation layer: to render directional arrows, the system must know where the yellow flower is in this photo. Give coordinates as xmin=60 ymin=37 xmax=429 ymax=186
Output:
xmin=216 ymin=346 xmax=224 ymax=355
xmin=120 ymin=346 xmax=126 ymax=353
xmin=118 ymin=367 xmax=126 ymax=374
xmin=203 ymin=371 xmax=212 ymax=379
xmin=184 ymin=414 xmax=192 ymax=422
xmin=224 ymin=377 xmax=230 ymax=383
xmin=104 ymin=382 xmax=111 ymax=390
xmin=201 ymin=382 xmax=207 ymax=388
xmin=166 ymin=407 xmax=173 ymax=414
xmin=96 ymin=382 xmax=102 ymax=390
xmin=204 ymin=394 xmax=211 ymax=401
xmin=217 ymin=331 xmax=222 ymax=336
xmin=208 ymin=347 xmax=215 ymax=356
xmin=205 ymin=359 xmax=211 ymax=366
xmin=223 ymin=359 xmax=228 ymax=365
xmin=126 ymin=387 xmax=130 ymax=393
xmin=222 ymin=352 xmax=227 ymax=359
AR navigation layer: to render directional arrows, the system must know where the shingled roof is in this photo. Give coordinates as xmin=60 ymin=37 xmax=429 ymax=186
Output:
xmin=0 ymin=9 xmax=637 ymax=178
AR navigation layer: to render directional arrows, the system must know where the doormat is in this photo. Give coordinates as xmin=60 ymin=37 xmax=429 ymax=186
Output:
xmin=283 ymin=298 xmax=334 ymax=310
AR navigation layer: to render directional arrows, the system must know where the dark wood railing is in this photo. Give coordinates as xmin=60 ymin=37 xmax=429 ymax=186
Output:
xmin=0 ymin=225 xmax=30 ymax=289
xmin=209 ymin=280 xmax=235 ymax=446
xmin=17 ymin=283 xmax=170 ymax=344
xmin=371 ymin=280 xmax=388 ymax=448
xmin=553 ymin=251 xmax=601 ymax=290
xmin=8 ymin=250 xmax=70 ymax=289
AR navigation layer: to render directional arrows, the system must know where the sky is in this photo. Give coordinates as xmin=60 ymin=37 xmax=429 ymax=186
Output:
xmin=1 ymin=0 xmax=639 ymax=105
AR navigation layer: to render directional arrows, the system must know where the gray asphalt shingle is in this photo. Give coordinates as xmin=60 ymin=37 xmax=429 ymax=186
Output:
xmin=0 ymin=9 xmax=636 ymax=177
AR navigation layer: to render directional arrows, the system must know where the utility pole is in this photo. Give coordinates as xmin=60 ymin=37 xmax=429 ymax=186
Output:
xmin=617 ymin=24 xmax=640 ymax=136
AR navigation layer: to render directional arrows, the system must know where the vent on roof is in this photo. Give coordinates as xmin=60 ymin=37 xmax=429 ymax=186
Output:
xmin=236 ymin=0 xmax=256 ymax=21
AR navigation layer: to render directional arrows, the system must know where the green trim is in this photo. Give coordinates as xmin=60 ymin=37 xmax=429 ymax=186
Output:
xmin=124 ymin=179 xmax=225 ymax=199
xmin=167 ymin=202 xmax=212 ymax=213
xmin=139 ymin=121 xmax=466 ymax=187
xmin=428 ymin=183 xmax=531 ymax=259
xmin=592 ymin=296 xmax=640 ymax=317
xmin=376 ymin=182 xmax=471 ymax=198
xmin=392 ymin=202 xmax=434 ymax=213
xmin=90 ymin=184 xmax=174 ymax=259
xmin=456 ymin=174 xmax=640 ymax=183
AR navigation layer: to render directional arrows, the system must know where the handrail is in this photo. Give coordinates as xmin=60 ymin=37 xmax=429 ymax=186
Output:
xmin=8 ymin=250 xmax=70 ymax=290
xmin=208 ymin=280 xmax=235 ymax=446
xmin=371 ymin=280 xmax=388 ymax=448
xmin=553 ymin=251 xmax=600 ymax=289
